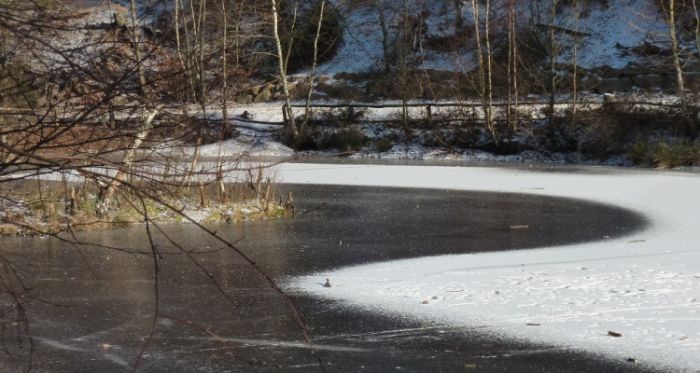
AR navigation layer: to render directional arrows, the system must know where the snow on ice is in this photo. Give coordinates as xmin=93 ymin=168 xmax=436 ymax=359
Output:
xmin=279 ymin=163 xmax=700 ymax=372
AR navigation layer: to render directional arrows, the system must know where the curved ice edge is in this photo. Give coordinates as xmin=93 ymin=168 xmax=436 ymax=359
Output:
xmin=273 ymin=163 xmax=700 ymax=373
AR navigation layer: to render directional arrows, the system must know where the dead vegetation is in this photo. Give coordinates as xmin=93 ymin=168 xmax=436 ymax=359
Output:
xmin=0 ymin=173 xmax=292 ymax=237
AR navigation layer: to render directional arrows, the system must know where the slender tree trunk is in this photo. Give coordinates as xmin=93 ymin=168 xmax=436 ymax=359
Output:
xmin=106 ymin=0 xmax=113 ymax=21
xmin=669 ymin=0 xmax=686 ymax=101
xmin=572 ymin=0 xmax=580 ymax=125
xmin=176 ymin=0 xmax=193 ymax=116
xmin=0 ymin=24 xmax=17 ymax=166
xmin=0 ymin=27 xmax=6 ymax=158
xmin=271 ymin=0 xmax=296 ymax=138
xmin=187 ymin=0 xmax=203 ymax=103
xmin=693 ymin=0 xmax=700 ymax=62
xmin=507 ymin=0 xmax=513 ymax=131
xmin=220 ymin=0 xmax=229 ymax=139
xmin=129 ymin=0 xmax=147 ymax=94
xmin=376 ymin=0 xmax=391 ymax=74
xmin=234 ymin=2 xmax=243 ymax=70
xmin=484 ymin=0 xmax=495 ymax=144
xmin=470 ymin=0 xmax=497 ymax=144
xmin=666 ymin=0 xmax=693 ymax=134
xmin=470 ymin=0 xmax=485 ymax=110
xmin=284 ymin=2 xmax=298 ymax=79
xmin=175 ymin=0 xmax=181 ymax=59
xmin=174 ymin=0 xmax=189 ymax=95
xmin=400 ymin=0 xmax=409 ymax=130
xmin=98 ymin=109 xmax=159 ymax=214
xmin=188 ymin=0 xmax=208 ymax=184
xmin=198 ymin=0 xmax=207 ymax=113
xmin=303 ymin=0 xmax=326 ymax=133
xmin=548 ymin=0 xmax=559 ymax=123
xmin=511 ymin=0 xmax=519 ymax=131
xmin=180 ymin=0 xmax=196 ymax=102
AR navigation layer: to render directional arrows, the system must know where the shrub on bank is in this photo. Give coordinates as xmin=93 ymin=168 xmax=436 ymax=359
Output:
xmin=282 ymin=123 xmax=368 ymax=152
xmin=630 ymin=141 xmax=700 ymax=168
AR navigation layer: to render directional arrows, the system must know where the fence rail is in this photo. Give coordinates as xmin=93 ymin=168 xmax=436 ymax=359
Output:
xmin=278 ymin=99 xmax=699 ymax=126
xmin=288 ymin=100 xmax=698 ymax=110
xmin=2 ymin=99 xmax=698 ymax=128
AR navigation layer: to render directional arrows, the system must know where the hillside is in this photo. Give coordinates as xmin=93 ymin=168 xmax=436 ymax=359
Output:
xmin=1 ymin=0 xmax=699 ymax=168
xmin=318 ymin=0 xmax=671 ymax=74
xmin=24 ymin=0 xmax=699 ymax=100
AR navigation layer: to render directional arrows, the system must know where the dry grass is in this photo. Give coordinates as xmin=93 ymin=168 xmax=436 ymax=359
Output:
xmin=0 ymin=177 xmax=292 ymax=237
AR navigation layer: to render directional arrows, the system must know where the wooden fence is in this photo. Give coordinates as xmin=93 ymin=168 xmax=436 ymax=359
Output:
xmin=280 ymin=99 xmax=699 ymax=126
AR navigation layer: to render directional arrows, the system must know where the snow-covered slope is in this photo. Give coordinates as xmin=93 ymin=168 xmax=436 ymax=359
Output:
xmin=318 ymin=0 xmax=670 ymax=75
xmin=561 ymin=0 xmax=669 ymax=69
xmin=63 ymin=0 xmax=672 ymax=76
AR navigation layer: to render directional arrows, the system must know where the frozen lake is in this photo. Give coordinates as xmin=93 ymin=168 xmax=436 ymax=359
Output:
xmin=0 ymin=184 xmax=648 ymax=372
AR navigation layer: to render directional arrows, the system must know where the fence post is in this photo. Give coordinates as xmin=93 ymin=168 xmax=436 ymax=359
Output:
xmin=426 ymin=105 xmax=432 ymax=125
xmin=282 ymin=104 xmax=289 ymax=124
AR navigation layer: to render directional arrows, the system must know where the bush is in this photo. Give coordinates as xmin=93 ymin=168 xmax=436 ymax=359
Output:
xmin=628 ymin=142 xmax=653 ymax=165
xmin=319 ymin=127 xmax=367 ymax=151
xmin=652 ymin=142 xmax=700 ymax=169
xmin=628 ymin=141 xmax=700 ymax=168
xmin=375 ymin=136 xmax=395 ymax=152
xmin=281 ymin=124 xmax=367 ymax=152
xmin=542 ymin=104 xmax=695 ymax=160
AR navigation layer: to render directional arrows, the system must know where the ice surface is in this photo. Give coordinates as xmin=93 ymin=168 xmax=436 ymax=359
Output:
xmin=279 ymin=163 xmax=700 ymax=372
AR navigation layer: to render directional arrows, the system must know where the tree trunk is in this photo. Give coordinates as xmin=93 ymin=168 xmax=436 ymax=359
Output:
xmin=507 ymin=0 xmax=513 ymax=131
xmin=667 ymin=0 xmax=694 ymax=135
xmin=97 ymin=0 xmax=159 ymax=215
xmin=548 ymin=0 xmax=559 ymax=124
xmin=220 ymin=0 xmax=229 ymax=140
xmin=470 ymin=0 xmax=497 ymax=145
xmin=97 ymin=109 xmax=159 ymax=215
xmin=511 ymin=0 xmax=519 ymax=131
xmin=284 ymin=3 xmax=298 ymax=80
xmin=572 ymin=0 xmax=580 ymax=125
xmin=303 ymin=0 xmax=326 ymax=134
xmin=198 ymin=0 xmax=207 ymax=115
xmin=174 ymin=0 xmax=192 ymax=101
xmin=376 ymin=0 xmax=392 ymax=74
xmin=484 ymin=0 xmax=496 ymax=145
xmin=270 ymin=0 xmax=296 ymax=138
xmin=693 ymin=0 xmax=700 ymax=62
xmin=129 ymin=0 xmax=147 ymax=94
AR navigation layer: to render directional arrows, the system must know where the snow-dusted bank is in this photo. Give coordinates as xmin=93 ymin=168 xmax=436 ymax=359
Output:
xmin=274 ymin=163 xmax=700 ymax=372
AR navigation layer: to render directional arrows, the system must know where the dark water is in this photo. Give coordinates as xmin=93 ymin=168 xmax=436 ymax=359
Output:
xmin=0 ymin=185 xmax=652 ymax=372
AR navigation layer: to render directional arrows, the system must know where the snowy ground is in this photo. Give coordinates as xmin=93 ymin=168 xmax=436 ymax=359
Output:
xmin=276 ymin=163 xmax=700 ymax=372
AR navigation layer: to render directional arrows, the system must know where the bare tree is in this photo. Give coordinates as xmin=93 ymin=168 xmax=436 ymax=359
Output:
xmin=0 ymin=3 xmax=314 ymax=370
